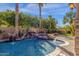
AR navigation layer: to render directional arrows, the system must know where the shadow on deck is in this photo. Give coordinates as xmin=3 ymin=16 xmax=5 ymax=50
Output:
xmin=58 ymin=46 xmax=74 ymax=56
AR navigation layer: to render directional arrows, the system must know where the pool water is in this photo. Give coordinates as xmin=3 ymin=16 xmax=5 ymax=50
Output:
xmin=0 ymin=38 xmax=57 ymax=56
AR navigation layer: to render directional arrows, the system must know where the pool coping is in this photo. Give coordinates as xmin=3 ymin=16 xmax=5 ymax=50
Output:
xmin=46 ymin=37 xmax=69 ymax=56
xmin=58 ymin=39 xmax=69 ymax=47
xmin=46 ymin=47 xmax=61 ymax=56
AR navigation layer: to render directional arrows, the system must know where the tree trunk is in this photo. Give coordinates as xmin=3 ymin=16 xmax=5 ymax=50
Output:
xmin=75 ymin=3 xmax=79 ymax=55
xmin=15 ymin=3 xmax=19 ymax=36
xmin=38 ymin=4 xmax=42 ymax=28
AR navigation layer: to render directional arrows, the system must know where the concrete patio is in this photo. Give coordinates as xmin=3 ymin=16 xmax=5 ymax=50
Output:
xmin=48 ymin=34 xmax=75 ymax=56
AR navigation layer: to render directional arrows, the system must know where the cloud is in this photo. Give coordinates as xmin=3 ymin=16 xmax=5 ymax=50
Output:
xmin=0 ymin=3 xmax=15 ymax=11
xmin=42 ymin=4 xmax=69 ymax=15
xmin=20 ymin=4 xmax=39 ymax=16
xmin=20 ymin=3 xmax=70 ymax=18
xmin=43 ymin=3 xmax=66 ymax=9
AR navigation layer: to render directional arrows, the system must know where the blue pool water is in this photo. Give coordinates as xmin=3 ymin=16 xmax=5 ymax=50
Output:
xmin=0 ymin=38 xmax=56 ymax=56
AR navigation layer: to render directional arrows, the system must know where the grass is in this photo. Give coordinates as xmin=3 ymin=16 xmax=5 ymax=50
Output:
xmin=64 ymin=33 xmax=74 ymax=36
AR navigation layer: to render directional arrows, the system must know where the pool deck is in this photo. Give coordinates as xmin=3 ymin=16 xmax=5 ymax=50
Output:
xmin=47 ymin=34 xmax=74 ymax=56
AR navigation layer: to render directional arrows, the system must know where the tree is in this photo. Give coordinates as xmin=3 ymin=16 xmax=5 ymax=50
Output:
xmin=0 ymin=10 xmax=40 ymax=29
xmin=38 ymin=3 xmax=44 ymax=28
xmin=30 ymin=16 xmax=39 ymax=28
xmin=19 ymin=13 xmax=31 ymax=28
xmin=0 ymin=10 xmax=15 ymax=26
xmin=63 ymin=11 xmax=75 ymax=35
xmin=74 ymin=3 xmax=79 ymax=56
xmin=63 ymin=11 xmax=75 ymax=25
xmin=41 ymin=18 xmax=48 ymax=29
xmin=47 ymin=15 xmax=57 ymax=31
xmin=15 ymin=3 xmax=19 ymax=35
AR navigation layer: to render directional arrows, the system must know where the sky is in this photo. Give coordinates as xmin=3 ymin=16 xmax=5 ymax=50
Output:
xmin=0 ymin=3 xmax=76 ymax=27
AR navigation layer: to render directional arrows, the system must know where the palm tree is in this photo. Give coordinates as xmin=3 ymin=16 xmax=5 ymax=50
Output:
xmin=15 ymin=3 xmax=19 ymax=35
xmin=69 ymin=3 xmax=79 ymax=55
xmin=74 ymin=3 xmax=79 ymax=56
xmin=38 ymin=3 xmax=44 ymax=28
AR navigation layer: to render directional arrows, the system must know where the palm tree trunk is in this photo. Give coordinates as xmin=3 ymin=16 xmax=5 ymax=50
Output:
xmin=75 ymin=3 xmax=79 ymax=55
xmin=38 ymin=3 xmax=43 ymax=29
xmin=15 ymin=3 xmax=19 ymax=36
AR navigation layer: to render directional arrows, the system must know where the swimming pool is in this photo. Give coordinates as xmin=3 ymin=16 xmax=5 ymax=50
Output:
xmin=0 ymin=38 xmax=63 ymax=56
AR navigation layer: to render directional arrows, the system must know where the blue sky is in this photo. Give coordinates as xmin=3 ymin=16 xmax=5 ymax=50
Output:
xmin=0 ymin=3 xmax=76 ymax=27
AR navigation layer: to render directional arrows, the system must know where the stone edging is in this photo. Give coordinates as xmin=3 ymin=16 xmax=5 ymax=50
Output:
xmin=47 ymin=37 xmax=69 ymax=56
